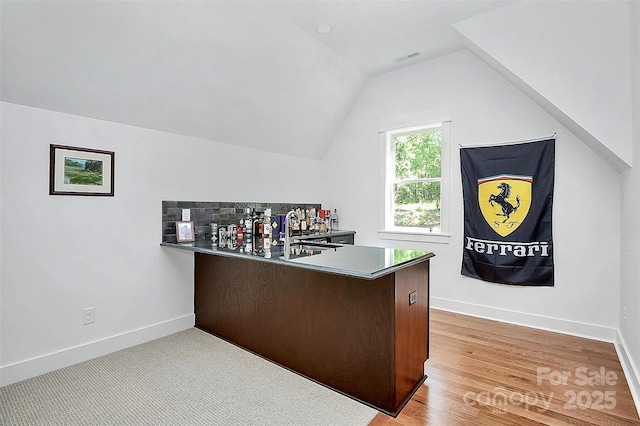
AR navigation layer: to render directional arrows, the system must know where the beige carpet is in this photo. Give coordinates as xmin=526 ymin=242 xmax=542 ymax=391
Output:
xmin=0 ymin=328 xmax=378 ymax=425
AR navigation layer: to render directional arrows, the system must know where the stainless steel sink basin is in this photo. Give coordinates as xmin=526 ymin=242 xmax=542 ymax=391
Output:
xmin=293 ymin=241 xmax=342 ymax=249
xmin=295 ymin=244 xmax=335 ymax=251
xmin=281 ymin=241 xmax=341 ymax=260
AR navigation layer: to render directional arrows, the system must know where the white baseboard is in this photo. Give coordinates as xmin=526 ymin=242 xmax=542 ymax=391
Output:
xmin=431 ymin=297 xmax=618 ymax=342
xmin=615 ymin=332 xmax=640 ymax=418
xmin=0 ymin=314 xmax=195 ymax=387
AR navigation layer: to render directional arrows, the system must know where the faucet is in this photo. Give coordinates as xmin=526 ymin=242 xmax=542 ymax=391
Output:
xmin=283 ymin=210 xmax=299 ymax=260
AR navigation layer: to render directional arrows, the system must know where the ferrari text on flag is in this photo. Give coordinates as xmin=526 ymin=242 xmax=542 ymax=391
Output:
xmin=460 ymin=139 xmax=555 ymax=286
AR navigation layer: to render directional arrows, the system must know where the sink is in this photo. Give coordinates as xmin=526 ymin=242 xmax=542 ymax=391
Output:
xmin=281 ymin=241 xmax=340 ymax=260
xmin=295 ymin=244 xmax=334 ymax=252
xmin=293 ymin=241 xmax=343 ymax=249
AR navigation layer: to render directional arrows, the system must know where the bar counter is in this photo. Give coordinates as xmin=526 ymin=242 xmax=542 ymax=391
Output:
xmin=161 ymin=237 xmax=434 ymax=416
xmin=160 ymin=238 xmax=433 ymax=280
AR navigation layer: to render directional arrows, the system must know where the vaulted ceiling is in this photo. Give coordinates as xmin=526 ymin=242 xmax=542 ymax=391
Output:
xmin=1 ymin=1 xmax=513 ymax=159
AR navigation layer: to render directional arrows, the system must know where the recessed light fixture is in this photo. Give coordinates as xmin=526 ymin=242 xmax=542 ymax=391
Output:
xmin=316 ymin=23 xmax=332 ymax=34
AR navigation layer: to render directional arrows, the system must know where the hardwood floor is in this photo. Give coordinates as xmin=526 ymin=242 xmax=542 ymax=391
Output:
xmin=369 ymin=309 xmax=640 ymax=426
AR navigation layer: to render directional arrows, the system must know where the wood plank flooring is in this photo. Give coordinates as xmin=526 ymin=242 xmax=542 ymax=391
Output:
xmin=369 ymin=309 xmax=640 ymax=426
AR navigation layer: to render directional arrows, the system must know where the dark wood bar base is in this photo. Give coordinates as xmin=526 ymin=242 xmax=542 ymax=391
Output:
xmin=194 ymin=252 xmax=430 ymax=416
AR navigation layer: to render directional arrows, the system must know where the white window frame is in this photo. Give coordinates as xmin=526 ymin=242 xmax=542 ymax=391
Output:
xmin=379 ymin=119 xmax=451 ymax=244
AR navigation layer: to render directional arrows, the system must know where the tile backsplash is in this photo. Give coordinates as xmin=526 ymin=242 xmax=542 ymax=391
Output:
xmin=162 ymin=201 xmax=321 ymax=243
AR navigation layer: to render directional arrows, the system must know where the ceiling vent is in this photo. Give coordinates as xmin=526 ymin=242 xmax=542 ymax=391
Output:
xmin=395 ymin=51 xmax=421 ymax=62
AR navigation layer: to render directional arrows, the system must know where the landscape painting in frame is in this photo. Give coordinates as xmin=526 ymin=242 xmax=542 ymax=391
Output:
xmin=50 ymin=144 xmax=115 ymax=196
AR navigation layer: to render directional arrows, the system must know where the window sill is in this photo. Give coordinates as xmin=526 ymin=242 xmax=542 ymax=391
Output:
xmin=378 ymin=230 xmax=451 ymax=244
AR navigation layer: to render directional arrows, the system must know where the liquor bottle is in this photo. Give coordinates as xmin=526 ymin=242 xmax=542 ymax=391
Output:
xmin=315 ymin=210 xmax=321 ymax=233
xmin=331 ymin=209 xmax=339 ymax=231
xmin=263 ymin=208 xmax=272 ymax=240
xmin=323 ymin=209 xmax=331 ymax=232
xmin=300 ymin=212 xmax=307 ymax=235
xmin=253 ymin=212 xmax=263 ymax=238
xmin=236 ymin=221 xmax=244 ymax=243
xmin=264 ymin=209 xmax=271 ymax=256
xmin=259 ymin=213 xmax=264 ymax=236
xmin=243 ymin=208 xmax=252 ymax=240
xmin=291 ymin=210 xmax=301 ymax=236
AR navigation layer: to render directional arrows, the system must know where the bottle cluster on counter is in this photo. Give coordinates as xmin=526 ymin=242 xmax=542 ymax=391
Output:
xmin=211 ymin=206 xmax=339 ymax=257
xmin=287 ymin=207 xmax=339 ymax=236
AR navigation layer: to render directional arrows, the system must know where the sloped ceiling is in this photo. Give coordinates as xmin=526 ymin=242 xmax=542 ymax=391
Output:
xmin=453 ymin=0 xmax=633 ymax=171
xmin=0 ymin=0 xmax=512 ymax=159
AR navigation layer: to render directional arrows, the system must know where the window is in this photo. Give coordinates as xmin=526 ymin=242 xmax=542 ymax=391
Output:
xmin=380 ymin=121 xmax=450 ymax=243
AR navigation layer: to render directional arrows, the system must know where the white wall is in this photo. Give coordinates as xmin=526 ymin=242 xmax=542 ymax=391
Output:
xmin=453 ymin=0 xmax=633 ymax=169
xmin=324 ymin=50 xmax=621 ymax=340
xmin=619 ymin=0 xmax=640 ymax=408
xmin=0 ymin=102 xmax=325 ymax=385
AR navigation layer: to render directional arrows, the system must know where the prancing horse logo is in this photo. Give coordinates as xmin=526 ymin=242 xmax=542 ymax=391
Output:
xmin=489 ymin=182 xmax=520 ymax=223
xmin=478 ymin=175 xmax=532 ymax=237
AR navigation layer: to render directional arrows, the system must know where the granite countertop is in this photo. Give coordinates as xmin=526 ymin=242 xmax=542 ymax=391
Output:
xmin=161 ymin=237 xmax=434 ymax=280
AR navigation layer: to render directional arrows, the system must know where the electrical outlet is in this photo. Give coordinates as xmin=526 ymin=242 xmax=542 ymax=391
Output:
xmin=83 ymin=307 xmax=95 ymax=325
xmin=409 ymin=290 xmax=417 ymax=305
xmin=623 ymin=307 xmax=627 ymax=328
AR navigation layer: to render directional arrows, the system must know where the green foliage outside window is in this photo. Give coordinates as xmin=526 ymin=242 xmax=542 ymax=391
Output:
xmin=392 ymin=129 xmax=441 ymax=230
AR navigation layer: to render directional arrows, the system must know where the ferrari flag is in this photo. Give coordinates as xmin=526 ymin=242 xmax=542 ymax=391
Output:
xmin=460 ymin=139 xmax=555 ymax=286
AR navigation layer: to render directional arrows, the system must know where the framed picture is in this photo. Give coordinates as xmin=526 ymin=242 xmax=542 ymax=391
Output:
xmin=49 ymin=144 xmax=115 ymax=196
xmin=176 ymin=221 xmax=195 ymax=243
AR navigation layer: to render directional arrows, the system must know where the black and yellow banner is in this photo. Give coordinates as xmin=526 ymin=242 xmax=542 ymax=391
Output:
xmin=461 ymin=139 xmax=555 ymax=286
